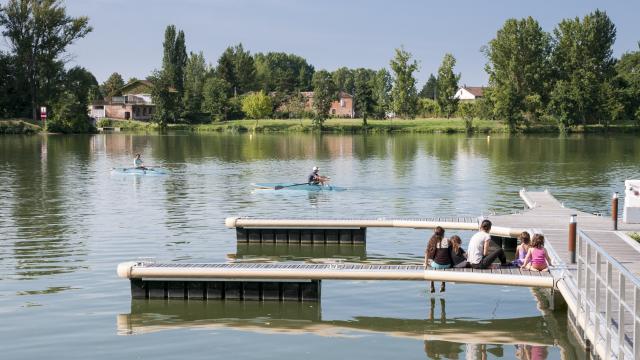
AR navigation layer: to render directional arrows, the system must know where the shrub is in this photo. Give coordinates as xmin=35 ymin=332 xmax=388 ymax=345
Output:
xmin=241 ymin=91 xmax=272 ymax=119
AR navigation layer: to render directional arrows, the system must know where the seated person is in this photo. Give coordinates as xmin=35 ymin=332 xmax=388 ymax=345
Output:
xmin=467 ymin=220 xmax=509 ymax=269
xmin=308 ymin=166 xmax=329 ymax=185
xmin=133 ymin=154 xmax=146 ymax=169
xmin=521 ymin=234 xmax=553 ymax=272
xmin=449 ymin=235 xmax=467 ymax=268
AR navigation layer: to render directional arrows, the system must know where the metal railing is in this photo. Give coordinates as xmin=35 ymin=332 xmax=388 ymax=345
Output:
xmin=576 ymin=230 xmax=640 ymax=359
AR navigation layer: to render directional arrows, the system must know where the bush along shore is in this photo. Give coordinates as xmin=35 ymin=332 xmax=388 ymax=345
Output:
xmin=0 ymin=119 xmax=42 ymax=134
xmin=92 ymin=118 xmax=640 ymax=134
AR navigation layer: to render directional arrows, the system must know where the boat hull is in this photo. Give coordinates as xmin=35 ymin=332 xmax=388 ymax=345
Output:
xmin=252 ymin=182 xmax=344 ymax=191
xmin=111 ymin=167 xmax=168 ymax=176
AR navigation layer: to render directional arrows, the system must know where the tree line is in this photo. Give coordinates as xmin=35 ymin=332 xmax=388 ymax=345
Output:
xmin=1 ymin=1 xmax=639 ymax=132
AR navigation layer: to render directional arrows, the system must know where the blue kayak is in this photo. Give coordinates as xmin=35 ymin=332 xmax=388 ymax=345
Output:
xmin=111 ymin=167 xmax=168 ymax=176
xmin=252 ymin=182 xmax=345 ymax=191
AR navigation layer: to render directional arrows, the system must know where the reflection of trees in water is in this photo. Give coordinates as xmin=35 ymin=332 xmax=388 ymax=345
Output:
xmin=2 ymin=136 xmax=89 ymax=278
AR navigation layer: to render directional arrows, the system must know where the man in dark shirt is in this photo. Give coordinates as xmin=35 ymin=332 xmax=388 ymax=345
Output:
xmin=308 ymin=166 xmax=328 ymax=185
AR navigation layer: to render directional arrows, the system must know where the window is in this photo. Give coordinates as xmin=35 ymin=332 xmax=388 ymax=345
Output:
xmin=340 ymin=99 xmax=345 ymax=107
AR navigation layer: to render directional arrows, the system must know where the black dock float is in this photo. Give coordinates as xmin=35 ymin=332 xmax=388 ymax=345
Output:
xmin=236 ymin=227 xmax=367 ymax=245
xmin=130 ymin=279 xmax=321 ymax=302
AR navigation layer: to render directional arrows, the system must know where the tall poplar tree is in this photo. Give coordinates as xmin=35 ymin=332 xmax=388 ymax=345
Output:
xmin=182 ymin=51 xmax=207 ymax=119
xmin=436 ymin=54 xmax=461 ymax=118
xmin=353 ymin=69 xmax=375 ymax=127
xmin=389 ymin=47 xmax=419 ymax=118
xmin=371 ymin=68 xmax=392 ymax=119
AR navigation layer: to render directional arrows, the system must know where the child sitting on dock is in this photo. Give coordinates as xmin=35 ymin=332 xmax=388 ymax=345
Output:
xmin=449 ymin=235 xmax=467 ymax=268
xmin=521 ymin=234 xmax=553 ymax=272
xmin=511 ymin=231 xmax=531 ymax=267
xmin=425 ymin=226 xmax=452 ymax=293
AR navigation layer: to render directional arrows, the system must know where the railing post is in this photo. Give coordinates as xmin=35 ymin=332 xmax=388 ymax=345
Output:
xmin=612 ymin=192 xmax=619 ymax=231
xmin=618 ymin=274 xmax=626 ymax=359
xmin=635 ymin=286 xmax=639 ymax=360
xmin=605 ymin=262 xmax=613 ymax=360
xmin=569 ymin=214 xmax=577 ymax=264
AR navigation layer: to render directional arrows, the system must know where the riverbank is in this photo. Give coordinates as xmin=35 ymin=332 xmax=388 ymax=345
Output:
xmin=6 ymin=117 xmax=640 ymax=135
xmin=0 ymin=119 xmax=42 ymax=134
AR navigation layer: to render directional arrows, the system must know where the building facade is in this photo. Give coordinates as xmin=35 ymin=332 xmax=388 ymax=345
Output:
xmin=89 ymin=80 xmax=155 ymax=121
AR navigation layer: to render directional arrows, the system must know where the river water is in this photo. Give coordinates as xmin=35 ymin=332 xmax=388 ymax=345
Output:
xmin=1 ymin=132 xmax=638 ymax=359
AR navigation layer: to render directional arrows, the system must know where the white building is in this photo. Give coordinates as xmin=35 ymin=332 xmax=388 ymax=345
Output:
xmin=454 ymin=86 xmax=485 ymax=101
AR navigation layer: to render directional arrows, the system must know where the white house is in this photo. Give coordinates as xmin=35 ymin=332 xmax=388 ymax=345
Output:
xmin=454 ymin=86 xmax=485 ymax=101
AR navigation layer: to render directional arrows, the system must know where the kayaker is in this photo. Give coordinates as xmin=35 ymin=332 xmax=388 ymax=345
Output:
xmin=308 ymin=166 xmax=329 ymax=185
xmin=133 ymin=154 xmax=146 ymax=169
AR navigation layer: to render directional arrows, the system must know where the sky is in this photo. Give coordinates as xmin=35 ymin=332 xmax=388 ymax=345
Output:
xmin=54 ymin=0 xmax=640 ymax=86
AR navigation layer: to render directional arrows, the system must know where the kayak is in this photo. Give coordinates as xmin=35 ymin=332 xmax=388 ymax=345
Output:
xmin=111 ymin=167 xmax=168 ymax=176
xmin=252 ymin=182 xmax=345 ymax=191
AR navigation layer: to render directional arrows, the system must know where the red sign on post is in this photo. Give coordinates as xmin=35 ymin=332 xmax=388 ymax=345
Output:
xmin=40 ymin=106 xmax=47 ymax=120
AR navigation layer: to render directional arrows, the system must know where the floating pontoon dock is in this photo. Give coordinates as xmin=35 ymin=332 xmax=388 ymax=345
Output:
xmin=118 ymin=189 xmax=640 ymax=359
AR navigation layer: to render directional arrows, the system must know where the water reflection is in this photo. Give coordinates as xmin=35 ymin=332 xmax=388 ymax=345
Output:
xmin=0 ymin=136 xmax=88 ymax=279
xmin=118 ymin=298 xmax=559 ymax=359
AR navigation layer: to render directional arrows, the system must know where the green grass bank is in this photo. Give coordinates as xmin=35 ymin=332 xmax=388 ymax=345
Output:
xmin=0 ymin=119 xmax=42 ymax=134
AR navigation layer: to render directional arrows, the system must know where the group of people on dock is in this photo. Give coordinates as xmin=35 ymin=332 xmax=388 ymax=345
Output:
xmin=424 ymin=219 xmax=552 ymax=292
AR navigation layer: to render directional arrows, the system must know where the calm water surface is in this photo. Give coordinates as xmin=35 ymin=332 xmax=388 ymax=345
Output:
xmin=2 ymin=132 xmax=639 ymax=359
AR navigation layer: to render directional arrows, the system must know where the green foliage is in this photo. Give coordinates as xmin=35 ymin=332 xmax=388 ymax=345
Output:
xmin=0 ymin=51 xmax=27 ymax=118
xmin=66 ymin=66 xmax=100 ymax=104
xmin=216 ymin=43 xmax=256 ymax=96
xmin=241 ymin=91 xmax=272 ymax=120
xmin=332 ymin=67 xmax=355 ymax=95
xmin=311 ymin=70 xmax=337 ymax=127
xmin=615 ymin=47 xmax=640 ymax=124
xmin=390 ymin=47 xmax=419 ymax=118
xmin=0 ymin=120 xmax=41 ymax=134
xmin=149 ymin=71 xmax=178 ymax=128
xmin=371 ymin=69 xmax=392 ymax=119
xmin=202 ymin=77 xmax=231 ymax=121
xmin=254 ymin=52 xmax=314 ymax=93
xmin=353 ymin=69 xmax=375 ymax=126
xmin=182 ymin=52 xmax=208 ymax=120
xmin=162 ymin=25 xmax=187 ymax=96
xmin=418 ymin=98 xmax=439 ymax=118
xmin=436 ymin=54 xmax=460 ymax=118
xmin=0 ymin=0 xmax=92 ymax=121
xmin=102 ymin=72 xmax=125 ymax=97
xmin=485 ymin=16 xmax=551 ymax=131
xmin=548 ymin=10 xmax=616 ymax=127
xmin=47 ymin=91 xmax=94 ymax=133
xmin=457 ymin=102 xmax=476 ymax=132
xmin=419 ymin=74 xmax=437 ymax=99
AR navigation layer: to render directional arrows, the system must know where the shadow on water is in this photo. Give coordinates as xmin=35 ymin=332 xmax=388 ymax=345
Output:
xmin=117 ymin=290 xmax=584 ymax=359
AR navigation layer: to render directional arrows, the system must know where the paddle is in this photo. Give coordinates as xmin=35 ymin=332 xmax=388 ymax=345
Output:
xmin=274 ymin=182 xmax=309 ymax=190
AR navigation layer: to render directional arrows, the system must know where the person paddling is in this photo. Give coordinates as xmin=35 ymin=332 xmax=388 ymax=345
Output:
xmin=308 ymin=166 xmax=329 ymax=185
xmin=133 ymin=154 xmax=146 ymax=170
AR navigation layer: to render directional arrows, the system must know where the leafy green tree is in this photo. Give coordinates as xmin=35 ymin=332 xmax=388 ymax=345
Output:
xmin=150 ymin=70 xmax=178 ymax=128
xmin=353 ymin=68 xmax=375 ymax=127
xmin=0 ymin=51 xmax=26 ymax=118
xmin=216 ymin=43 xmax=256 ymax=96
xmin=615 ymin=46 xmax=640 ymax=124
xmin=65 ymin=66 xmax=100 ymax=104
xmin=371 ymin=68 xmax=392 ymax=118
xmin=436 ymin=54 xmax=461 ymax=118
xmin=0 ymin=0 xmax=92 ymax=121
xmin=548 ymin=10 xmax=616 ymax=127
xmin=254 ymin=52 xmax=314 ymax=93
xmin=47 ymin=90 xmax=93 ymax=133
xmin=458 ymin=101 xmax=476 ymax=132
xmin=102 ymin=72 xmax=125 ymax=97
xmin=390 ymin=47 xmax=419 ymax=118
xmin=419 ymin=74 xmax=437 ymax=99
xmin=182 ymin=51 xmax=207 ymax=119
xmin=332 ymin=67 xmax=355 ymax=95
xmin=202 ymin=77 xmax=231 ymax=121
xmin=311 ymin=70 xmax=336 ymax=127
xmin=485 ymin=17 xmax=551 ymax=131
xmin=241 ymin=91 xmax=272 ymax=120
